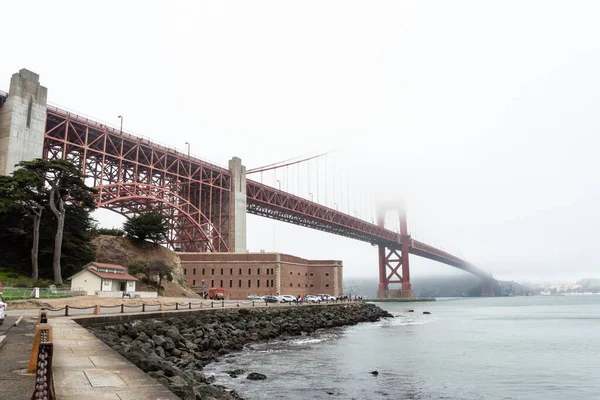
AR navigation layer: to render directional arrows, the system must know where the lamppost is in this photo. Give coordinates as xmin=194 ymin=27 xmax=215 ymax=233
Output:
xmin=185 ymin=142 xmax=190 ymax=159
xmin=309 ymin=192 xmax=313 ymax=201
xmin=276 ymin=180 xmax=281 ymax=190
xmin=334 ymin=203 xmax=338 ymax=210
xmin=117 ymin=115 xmax=123 ymax=134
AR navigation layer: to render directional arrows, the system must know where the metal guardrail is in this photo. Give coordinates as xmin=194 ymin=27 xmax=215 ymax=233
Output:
xmin=31 ymin=342 xmax=54 ymax=400
xmin=39 ymin=298 xmax=359 ymax=317
xmin=31 ymin=311 xmax=55 ymax=400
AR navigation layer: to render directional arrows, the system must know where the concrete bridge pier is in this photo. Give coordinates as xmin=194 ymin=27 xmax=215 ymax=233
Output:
xmin=0 ymin=69 xmax=47 ymax=176
xmin=228 ymin=156 xmax=247 ymax=252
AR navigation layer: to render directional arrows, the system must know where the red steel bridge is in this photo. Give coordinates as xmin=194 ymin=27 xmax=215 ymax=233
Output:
xmin=0 ymin=71 xmax=495 ymax=298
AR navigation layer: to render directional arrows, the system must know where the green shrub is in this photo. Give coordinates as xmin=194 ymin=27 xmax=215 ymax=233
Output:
xmin=32 ymin=279 xmax=51 ymax=288
xmin=14 ymin=279 xmax=30 ymax=288
xmin=94 ymin=227 xmax=125 ymax=237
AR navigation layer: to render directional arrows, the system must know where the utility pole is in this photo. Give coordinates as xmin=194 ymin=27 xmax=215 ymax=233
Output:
xmin=117 ymin=115 xmax=123 ymax=134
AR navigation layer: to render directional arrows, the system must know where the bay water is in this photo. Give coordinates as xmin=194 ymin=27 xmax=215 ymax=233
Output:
xmin=204 ymin=296 xmax=600 ymax=399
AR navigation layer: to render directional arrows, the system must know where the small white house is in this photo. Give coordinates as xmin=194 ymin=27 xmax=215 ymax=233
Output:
xmin=69 ymin=262 xmax=138 ymax=296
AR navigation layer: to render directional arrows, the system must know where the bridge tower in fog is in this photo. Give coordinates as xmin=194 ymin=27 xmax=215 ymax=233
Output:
xmin=376 ymin=202 xmax=414 ymax=299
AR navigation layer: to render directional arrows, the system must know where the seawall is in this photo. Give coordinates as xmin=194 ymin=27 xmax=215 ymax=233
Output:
xmin=89 ymin=303 xmax=392 ymax=399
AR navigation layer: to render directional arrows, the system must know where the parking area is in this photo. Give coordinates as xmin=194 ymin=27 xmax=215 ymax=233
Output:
xmin=0 ymin=314 xmax=36 ymax=400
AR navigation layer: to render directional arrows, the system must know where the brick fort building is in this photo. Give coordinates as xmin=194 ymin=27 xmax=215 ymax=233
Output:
xmin=180 ymin=252 xmax=343 ymax=299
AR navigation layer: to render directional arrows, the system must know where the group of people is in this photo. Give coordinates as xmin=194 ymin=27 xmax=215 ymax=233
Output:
xmin=292 ymin=295 xmax=363 ymax=305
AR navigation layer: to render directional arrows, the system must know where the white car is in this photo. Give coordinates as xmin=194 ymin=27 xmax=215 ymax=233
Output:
xmin=304 ymin=295 xmax=320 ymax=303
xmin=247 ymin=295 xmax=264 ymax=301
xmin=280 ymin=295 xmax=297 ymax=303
xmin=318 ymin=294 xmax=336 ymax=302
xmin=0 ymin=296 xmax=6 ymax=326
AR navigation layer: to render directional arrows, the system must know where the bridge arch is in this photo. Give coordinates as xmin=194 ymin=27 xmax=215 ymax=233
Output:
xmin=95 ymin=183 xmax=228 ymax=252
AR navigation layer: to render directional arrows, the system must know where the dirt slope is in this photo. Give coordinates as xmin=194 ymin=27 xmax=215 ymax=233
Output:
xmin=90 ymin=235 xmax=198 ymax=298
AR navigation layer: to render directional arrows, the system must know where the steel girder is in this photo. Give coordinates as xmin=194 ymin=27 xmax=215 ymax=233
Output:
xmin=43 ymin=106 xmax=231 ymax=252
xmin=246 ymin=181 xmax=401 ymax=246
xmin=246 ymin=180 xmax=494 ymax=281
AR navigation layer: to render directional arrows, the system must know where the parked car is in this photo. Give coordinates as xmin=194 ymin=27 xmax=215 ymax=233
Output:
xmin=0 ymin=296 xmax=6 ymax=326
xmin=304 ymin=295 xmax=320 ymax=303
xmin=263 ymin=295 xmax=279 ymax=303
xmin=317 ymin=294 xmax=336 ymax=302
xmin=247 ymin=295 xmax=263 ymax=301
xmin=280 ymin=295 xmax=297 ymax=303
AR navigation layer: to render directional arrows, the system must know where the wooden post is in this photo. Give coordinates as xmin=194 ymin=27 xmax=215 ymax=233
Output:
xmin=65 ymin=305 xmax=69 ymax=316
xmin=93 ymin=305 xmax=100 ymax=315
xmin=28 ymin=324 xmax=52 ymax=372
xmin=120 ymin=304 xmax=124 ymax=313
xmin=37 ymin=310 xmax=48 ymax=324
xmin=142 ymin=304 xmax=145 ymax=312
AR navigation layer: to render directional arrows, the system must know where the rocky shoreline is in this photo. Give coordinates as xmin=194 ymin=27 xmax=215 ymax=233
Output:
xmin=91 ymin=303 xmax=393 ymax=399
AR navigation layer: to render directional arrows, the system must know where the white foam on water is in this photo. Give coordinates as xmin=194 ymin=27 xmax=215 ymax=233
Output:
xmin=290 ymin=337 xmax=325 ymax=345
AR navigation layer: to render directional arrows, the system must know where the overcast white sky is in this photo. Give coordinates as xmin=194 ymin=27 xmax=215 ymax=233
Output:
xmin=2 ymin=1 xmax=599 ymax=283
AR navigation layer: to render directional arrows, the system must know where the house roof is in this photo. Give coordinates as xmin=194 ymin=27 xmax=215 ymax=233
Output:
xmin=68 ymin=262 xmax=138 ymax=281
xmin=86 ymin=262 xmax=126 ymax=270
xmin=86 ymin=267 xmax=138 ymax=281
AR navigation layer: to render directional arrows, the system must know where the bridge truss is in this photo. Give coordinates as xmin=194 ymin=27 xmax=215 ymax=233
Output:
xmin=27 ymin=98 xmax=494 ymax=295
xmin=43 ymin=105 xmax=232 ymax=252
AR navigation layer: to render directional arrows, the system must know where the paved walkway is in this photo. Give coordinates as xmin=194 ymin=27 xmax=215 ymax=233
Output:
xmin=51 ymin=317 xmax=178 ymax=400
xmin=0 ymin=316 xmax=37 ymax=400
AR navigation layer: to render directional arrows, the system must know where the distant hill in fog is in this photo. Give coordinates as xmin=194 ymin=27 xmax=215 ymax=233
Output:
xmin=344 ymin=275 xmax=525 ymax=297
xmin=576 ymin=278 xmax=600 ymax=290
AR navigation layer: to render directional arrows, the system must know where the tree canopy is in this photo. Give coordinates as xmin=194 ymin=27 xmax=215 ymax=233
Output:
xmin=123 ymin=211 xmax=168 ymax=243
xmin=0 ymin=159 xmax=97 ymax=283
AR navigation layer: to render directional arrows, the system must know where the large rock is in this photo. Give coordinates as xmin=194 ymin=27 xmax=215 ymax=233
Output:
xmin=152 ymin=335 xmax=166 ymax=347
xmin=246 ymin=372 xmax=267 ymax=380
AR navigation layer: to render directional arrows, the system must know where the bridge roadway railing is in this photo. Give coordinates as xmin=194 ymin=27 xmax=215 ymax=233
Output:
xmin=45 ymin=104 xmax=229 ymax=173
xmin=246 ymin=180 xmax=494 ymax=280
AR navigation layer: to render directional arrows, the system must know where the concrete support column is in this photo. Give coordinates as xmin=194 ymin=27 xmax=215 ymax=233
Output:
xmin=275 ymin=253 xmax=281 ymax=295
xmin=0 ymin=69 xmax=47 ymax=176
xmin=333 ymin=262 xmax=343 ymax=297
xmin=228 ymin=157 xmax=247 ymax=252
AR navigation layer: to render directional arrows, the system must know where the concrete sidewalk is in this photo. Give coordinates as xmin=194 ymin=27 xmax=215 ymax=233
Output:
xmin=51 ymin=317 xmax=178 ymax=400
xmin=0 ymin=317 xmax=37 ymax=400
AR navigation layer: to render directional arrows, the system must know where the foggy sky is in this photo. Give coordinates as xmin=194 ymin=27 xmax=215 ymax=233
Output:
xmin=2 ymin=1 xmax=599 ymax=283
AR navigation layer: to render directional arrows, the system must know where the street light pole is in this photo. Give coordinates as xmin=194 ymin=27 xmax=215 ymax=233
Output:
xmin=185 ymin=142 xmax=190 ymax=159
xmin=309 ymin=192 xmax=313 ymax=201
xmin=117 ymin=115 xmax=123 ymax=135
xmin=276 ymin=180 xmax=281 ymax=190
